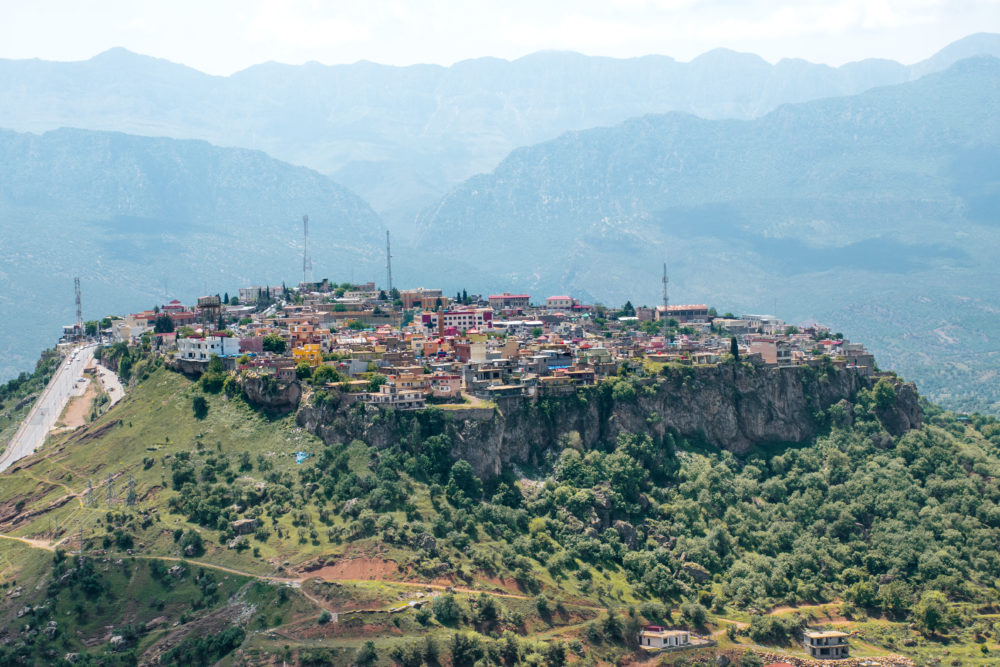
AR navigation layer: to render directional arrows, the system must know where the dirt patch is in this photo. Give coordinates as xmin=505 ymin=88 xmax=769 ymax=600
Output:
xmin=141 ymin=485 xmax=163 ymax=502
xmin=301 ymin=557 xmax=399 ymax=581
xmin=68 ymin=419 xmax=122 ymax=445
xmin=61 ymin=382 xmax=98 ymax=429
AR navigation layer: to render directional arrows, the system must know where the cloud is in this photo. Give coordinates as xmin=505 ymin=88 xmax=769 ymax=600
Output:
xmin=246 ymin=0 xmax=372 ymax=50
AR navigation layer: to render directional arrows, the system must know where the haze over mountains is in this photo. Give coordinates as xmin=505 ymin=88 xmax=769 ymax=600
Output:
xmin=1 ymin=33 xmax=999 ymax=231
xmin=1 ymin=34 xmax=999 ymax=412
xmin=0 ymin=129 xmax=382 ymax=380
xmin=416 ymin=56 xmax=1000 ymax=412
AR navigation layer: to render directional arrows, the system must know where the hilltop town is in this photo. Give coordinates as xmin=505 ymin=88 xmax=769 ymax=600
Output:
xmin=82 ymin=280 xmax=877 ymax=410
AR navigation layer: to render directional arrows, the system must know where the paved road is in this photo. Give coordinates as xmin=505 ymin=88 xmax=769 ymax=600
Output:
xmin=95 ymin=363 xmax=125 ymax=407
xmin=0 ymin=343 xmax=97 ymax=473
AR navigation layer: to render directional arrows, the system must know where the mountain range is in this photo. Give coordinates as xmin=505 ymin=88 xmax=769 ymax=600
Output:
xmin=1 ymin=33 xmax=999 ymax=231
xmin=1 ymin=37 xmax=999 ymax=412
xmin=0 ymin=128 xmax=382 ymax=381
xmin=415 ymin=56 xmax=1000 ymax=412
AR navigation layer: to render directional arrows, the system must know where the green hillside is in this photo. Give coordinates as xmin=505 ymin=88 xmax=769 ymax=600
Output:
xmin=2 ymin=353 xmax=1000 ymax=665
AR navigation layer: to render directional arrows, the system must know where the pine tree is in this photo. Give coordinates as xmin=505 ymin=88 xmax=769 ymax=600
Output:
xmin=730 ymin=336 xmax=739 ymax=361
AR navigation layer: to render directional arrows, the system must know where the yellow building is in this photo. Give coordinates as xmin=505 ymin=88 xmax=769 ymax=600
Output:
xmin=292 ymin=344 xmax=323 ymax=366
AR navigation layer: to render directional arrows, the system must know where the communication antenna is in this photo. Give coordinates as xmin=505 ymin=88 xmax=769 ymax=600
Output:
xmin=302 ymin=215 xmax=313 ymax=285
xmin=74 ymin=277 xmax=83 ymax=336
xmin=385 ymin=230 xmax=393 ymax=293
xmin=85 ymin=478 xmax=95 ymax=507
xmin=662 ymin=263 xmax=669 ymax=341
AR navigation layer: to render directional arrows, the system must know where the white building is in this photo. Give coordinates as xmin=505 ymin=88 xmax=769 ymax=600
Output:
xmin=638 ymin=627 xmax=691 ymax=650
xmin=177 ymin=335 xmax=241 ymax=361
xmin=364 ymin=376 xmax=426 ymax=410
xmin=421 ymin=308 xmax=494 ymax=331
xmin=546 ymin=295 xmax=576 ymax=310
xmin=803 ymin=630 xmax=849 ymax=660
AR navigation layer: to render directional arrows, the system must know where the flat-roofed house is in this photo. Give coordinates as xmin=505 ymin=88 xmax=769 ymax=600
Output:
xmin=803 ymin=630 xmax=849 ymax=659
xmin=638 ymin=626 xmax=690 ymax=650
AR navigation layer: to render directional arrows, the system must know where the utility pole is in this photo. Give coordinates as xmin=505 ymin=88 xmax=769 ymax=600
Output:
xmin=385 ymin=230 xmax=393 ymax=293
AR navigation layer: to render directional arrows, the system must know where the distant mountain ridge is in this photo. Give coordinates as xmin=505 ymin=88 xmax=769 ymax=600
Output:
xmin=1 ymin=34 xmax=998 ymax=228
xmin=0 ymin=127 xmax=383 ymax=382
xmin=415 ymin=57 xmax=1000 ymax=413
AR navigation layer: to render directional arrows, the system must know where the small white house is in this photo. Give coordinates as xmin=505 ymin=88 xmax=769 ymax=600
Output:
xmin=177 ymin=335 xmax=240 ymax=361
xmin=638 ymin=626 xmax=691 ymax=650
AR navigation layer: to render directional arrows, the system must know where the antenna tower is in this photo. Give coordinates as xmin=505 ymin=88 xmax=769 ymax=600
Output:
xmin=662 ymin=263 xmax=669 ymax=341
xmin=302 ymin=215 xmax=313 ymax=285
xmin=74 ymin=277 xmax=83 ymax=335
xmin=385 ymin=231 xmax=393 ymax=292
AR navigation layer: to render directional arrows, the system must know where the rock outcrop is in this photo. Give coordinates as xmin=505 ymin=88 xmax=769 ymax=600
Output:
xmin=240 ymin=374 xmax=300 ymax=413
xmin=297 ymin=361 xmax=921 ymax=477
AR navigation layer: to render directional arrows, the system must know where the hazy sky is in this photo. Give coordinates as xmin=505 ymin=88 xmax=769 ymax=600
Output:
xmin=1 ymin=0 xmax=998 ymax=75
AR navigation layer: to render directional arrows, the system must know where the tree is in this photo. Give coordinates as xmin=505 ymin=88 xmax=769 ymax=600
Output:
xmin=873 ymin=377 xmax=897 ymax=410
xmin=317 ymin=609 xmax=332 ymax=624
xmin=262 ymin=334 xmax=286 ymax=354
xmin=223 ymin=292 xmax=229 ymax=304
xmin=680 ymin=601 xmax=707 ymax=627
xmin=730 ymin=336 xmax=739 ymax=360
xmin=462 ymin=289 xmax=469 ymax=304
xmin=432 ymin=593 xmax=461 ymax=625
xmin=449 ymin=633 xmax=484 ymax=667
xmin=367 ymin=374 xmax=387 ymax=392
xmin=312 ymin=365 xmax=340 ymax=386
xmin=84 ymin=320 xmax=99 ymax=336
xmin=446 ymin=460 xmax=483 ymax=503
xmin=192 ymin=396 xmax=209 ymax=419
xmin=355 ymin=640 xmax=377 ymax=666
xmin=621 ymin=300 xmax=635 ymax=317
xmin=531 ymin=327 xmax=544 ymax=338
xmin=740 ymin=650 xmax=763 ymax=667
xmin=913 ymin=590 xmax=956 ymax=635
xmin=295 ymin=362 xmax=312 ymax=380
xmin=153 ymin=315 xmax=174 ymax=333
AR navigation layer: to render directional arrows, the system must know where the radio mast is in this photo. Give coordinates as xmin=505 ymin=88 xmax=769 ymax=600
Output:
xmin=662 ymin=263 xmax=669 ymax=341
xmin=386 ymin=231 xmax=393 ymax=293
xmin=302 ymin=215 xmax=313 ymax=285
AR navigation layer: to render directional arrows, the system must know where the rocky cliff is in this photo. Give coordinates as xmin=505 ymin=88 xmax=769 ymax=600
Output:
xmin=294 ymin=361 xmax=920 ymax=477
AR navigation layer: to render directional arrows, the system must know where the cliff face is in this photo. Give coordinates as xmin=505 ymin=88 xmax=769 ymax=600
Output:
xmin=294 ymin=362 xmax=921 ymax=477
xmin=240 ymin=375 xmax=300 ymax=413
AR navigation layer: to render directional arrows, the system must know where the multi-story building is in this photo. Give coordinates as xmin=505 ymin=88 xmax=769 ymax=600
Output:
xmin=545 ymin=295 xmax=576 ymax=310
xmin=364 ymin=375 xmax=426 ymax=410
xmin=399 ymin=288 xmax=446 ymax=310
xmin=421 ymin=308 xmax=493 ymax=331
xmin=656 ymin=304 xmax=710 ymax=322
xmin=489 ymin=293 xmax=531 ymax=311
xmin=177 ymin=335 xmax=240 ymax=361
xmin=803 ymin=630 xmax=849 ymax=660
